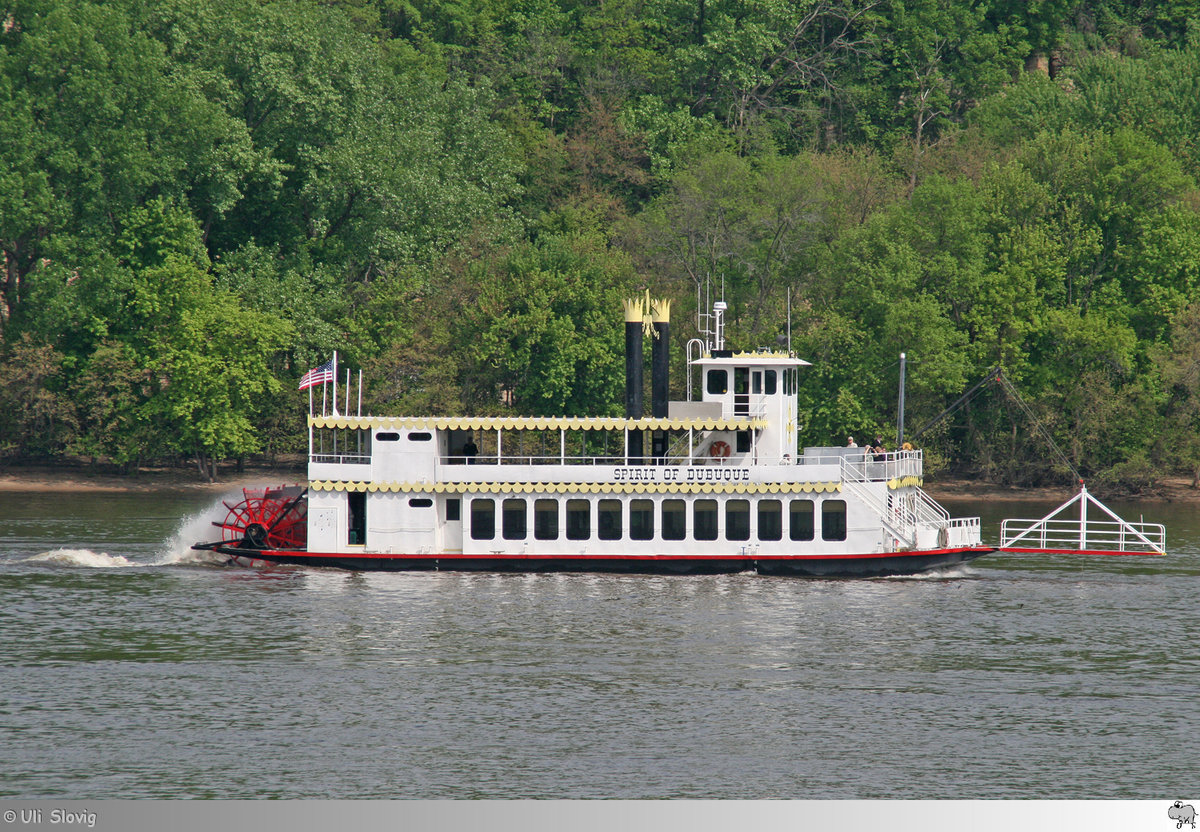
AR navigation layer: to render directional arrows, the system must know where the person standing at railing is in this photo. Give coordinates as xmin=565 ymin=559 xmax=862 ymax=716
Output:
xmin=463 ymin=436 xmax=478 ymax=464
xmin=872 ymin=434 xmax=886 ymax=462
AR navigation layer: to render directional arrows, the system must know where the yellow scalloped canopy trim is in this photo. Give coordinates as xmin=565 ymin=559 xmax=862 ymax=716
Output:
xmin=309 ymin=415 xmax=768 ymax=432
xmin=310 ymin=480 xmax=844 ymax=495
xmin=887 ymin=476 xmax=923 ymax=489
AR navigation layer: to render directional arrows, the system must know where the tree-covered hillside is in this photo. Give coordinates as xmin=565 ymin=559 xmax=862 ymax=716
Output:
xmin=2 ymin=0 xmax=1199 ymax=488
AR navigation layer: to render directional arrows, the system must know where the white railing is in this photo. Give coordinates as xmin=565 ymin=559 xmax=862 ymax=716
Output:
xmin=441 ymin=455 xmax=628 ymax=466
xmin=838 ymin=456 xmax=977 ymax=550
xmin=999 ymin=486 xmax=1166 ymax=554
xmin=913 ymin=487 xmax=951 ymax=524
xmin=838 ymin=452 xmax=923 ymax=486
xmin=441 ymin=445 xmax=768 ymax=467
xmin=1001 ymin=518 xmax=1165 ymax=552
xmin=311 ymin=453 xmax=371 ymax=465
xmin=839 ymin=457 xmax=918 ymax=546
xmin=817 ymin=450 xmax=922 ymax=481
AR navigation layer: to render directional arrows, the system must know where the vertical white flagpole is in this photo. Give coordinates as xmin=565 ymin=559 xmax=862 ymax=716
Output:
xmin=321 ymin=376 xmax=327 ymax=417
xmin=344 ymin=367 xmax=350 ymax=417
xmin=357 ymin=369 xmax=363 ymax=417
xmin=331 ymin=351 xmax=339 ymax=416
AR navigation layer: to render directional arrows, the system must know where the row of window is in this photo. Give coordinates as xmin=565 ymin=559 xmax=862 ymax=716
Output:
xmin=706 ymin=367 xmax=800 ymax=396
xmin=468 ymin=497 xmax=847 ymax=543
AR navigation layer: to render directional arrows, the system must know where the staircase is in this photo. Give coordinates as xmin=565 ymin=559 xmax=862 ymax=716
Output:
xmin=840 ymin=458 xmax=950 ymax=549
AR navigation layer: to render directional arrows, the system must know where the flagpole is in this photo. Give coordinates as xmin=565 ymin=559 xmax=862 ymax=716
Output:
xmin=331 ymin=351 xmax=339 ymax=417
xmin=357 ymin=369 xmax=363 ymax=417
xmin=344 ymin=367 xmax=350 ymax=417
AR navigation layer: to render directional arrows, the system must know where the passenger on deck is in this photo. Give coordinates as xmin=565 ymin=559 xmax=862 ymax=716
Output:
xmin=847 ymin=436 xmax=857 ymax=447
xmin=462 ymin=437 xmax=478 ymax=464
xmin=872 ymin=435 xmax=886 ymax=461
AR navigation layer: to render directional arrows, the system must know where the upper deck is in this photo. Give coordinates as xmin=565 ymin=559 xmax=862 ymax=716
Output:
xmin=307 ymin=414 xmax=923 ymax=492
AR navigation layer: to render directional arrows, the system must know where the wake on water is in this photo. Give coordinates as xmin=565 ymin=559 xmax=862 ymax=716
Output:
xmin=26 ymin=548 xmax=137 ymax=568
xmin=23 ymin=491 xmax=243 ymax=569
xmin=154 ymin=495 xmax=238 ymax=567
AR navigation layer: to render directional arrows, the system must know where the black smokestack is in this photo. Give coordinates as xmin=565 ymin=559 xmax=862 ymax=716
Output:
xmin=651 ymin=298 xmax=670 ymax=418
xmin=624 ymin=297 xmax=644 ymax=419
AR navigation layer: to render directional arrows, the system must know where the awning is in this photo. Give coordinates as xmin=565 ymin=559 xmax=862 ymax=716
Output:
xmin=310 ymin=415 xmax=768 ymax=432
xmin=309 ymin=480 xmax=844 ymax=496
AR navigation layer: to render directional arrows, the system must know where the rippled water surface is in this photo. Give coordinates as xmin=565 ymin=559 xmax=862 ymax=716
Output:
xmin=2 ymin=489 xmax=1196 ymax=799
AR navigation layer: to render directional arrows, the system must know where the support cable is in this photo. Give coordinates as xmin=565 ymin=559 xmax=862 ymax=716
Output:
xmin=992 ymin=372 xmax=1082 ymax=484
xmin=911 ymin=366 xmax=1082 ymax=484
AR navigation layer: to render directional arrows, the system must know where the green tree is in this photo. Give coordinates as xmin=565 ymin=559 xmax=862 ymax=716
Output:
xmin=1157 ymin=301 xmax=1200 ymax=486
xmin=19 ymin=200 xmax=292 ymax=478
xmin=369 ymin=219 xmax=640 ymax=418
xmin=0 ymin=334 xmax=76 ymax=460
xmin=0 ymin=0 xmax=250 ymax=334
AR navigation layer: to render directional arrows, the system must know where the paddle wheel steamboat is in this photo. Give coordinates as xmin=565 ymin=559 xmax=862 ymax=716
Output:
xmin=194 ymin=297 xmax=1165 ymax=575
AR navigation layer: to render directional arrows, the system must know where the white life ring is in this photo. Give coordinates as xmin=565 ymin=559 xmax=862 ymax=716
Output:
xmin=710 ymin=440 xmax=732 ymax=459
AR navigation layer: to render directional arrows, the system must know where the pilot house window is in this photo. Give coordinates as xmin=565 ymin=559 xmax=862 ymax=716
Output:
xmin=706 ymin=369 xmax=728 ymax=395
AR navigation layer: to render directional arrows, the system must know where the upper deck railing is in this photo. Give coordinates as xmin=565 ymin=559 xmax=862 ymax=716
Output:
xmin=311 ymin=453 xmax=371 ymax=465
xmin=824 ymin=449 xmax=923 ymax=482
xmin=431 ymin=448 xmax=923 ymax=478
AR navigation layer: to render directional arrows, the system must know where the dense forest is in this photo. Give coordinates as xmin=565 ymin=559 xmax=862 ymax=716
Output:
xmin=2 ymin=0 xmax=1200 ymax=488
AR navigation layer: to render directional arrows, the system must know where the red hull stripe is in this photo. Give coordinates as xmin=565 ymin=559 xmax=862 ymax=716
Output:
xmin=226 ymin=546 xmax=994 ymax=562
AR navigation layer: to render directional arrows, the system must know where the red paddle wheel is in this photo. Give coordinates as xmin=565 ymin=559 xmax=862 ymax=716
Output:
xmin=214 ymin=485 xmax=308 ymax=550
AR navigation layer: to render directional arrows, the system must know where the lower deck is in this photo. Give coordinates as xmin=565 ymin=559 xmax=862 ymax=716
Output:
xmin=306 ymin=485 xmax=981 ymax=560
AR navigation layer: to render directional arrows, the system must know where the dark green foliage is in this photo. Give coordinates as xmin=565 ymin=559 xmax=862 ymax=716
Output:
xmin=1 ymin=0 xmax=1198 ymax=490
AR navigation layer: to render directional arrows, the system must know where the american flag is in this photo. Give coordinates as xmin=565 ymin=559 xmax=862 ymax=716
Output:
xmin=298 ymin=359 xmax=334 ymax=390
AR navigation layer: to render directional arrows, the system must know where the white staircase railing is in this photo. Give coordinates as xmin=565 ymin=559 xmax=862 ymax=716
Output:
xmin=1000 ymin=486 xmax=1165 ymax=554
xmin=912 ymin=487 xmax=950 ymax=524
xmin=838 ymin=458 xmax=970 ymax=551
xmin=840 ymin=457 xmax=923 ymax=547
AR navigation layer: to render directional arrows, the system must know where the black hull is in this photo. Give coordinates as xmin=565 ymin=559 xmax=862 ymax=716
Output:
xmin=755 ymin=547 xmax=994 ymax=577
xmin=201 ymin=545 xmax=996 ymax=578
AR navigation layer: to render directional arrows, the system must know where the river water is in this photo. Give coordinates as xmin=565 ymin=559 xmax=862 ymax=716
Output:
xmin=1 ymin=488 xmax=1196 ymax=799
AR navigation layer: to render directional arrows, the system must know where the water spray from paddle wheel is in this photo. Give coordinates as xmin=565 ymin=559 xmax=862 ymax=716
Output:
xmin=214 ymin=485 xmax=308 ymax=550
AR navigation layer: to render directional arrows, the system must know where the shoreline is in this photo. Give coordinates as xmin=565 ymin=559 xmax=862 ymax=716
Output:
xmin=0 ymin=465 xmax=1196 ymax=503
xmin=927 ymin=475 xmax=1200 ymax=504
xmin=0 ymin=463 xmax=306 ymax=495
